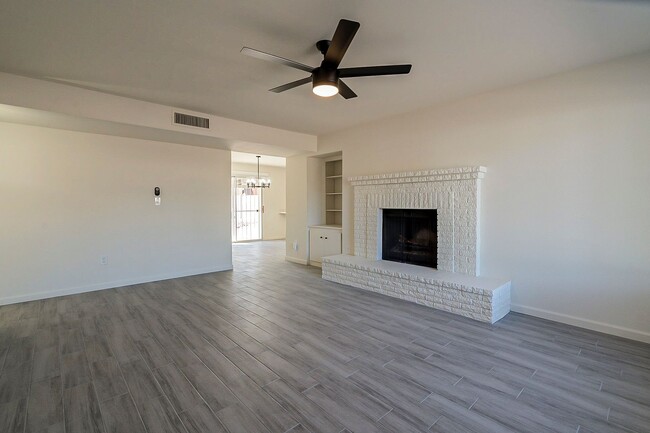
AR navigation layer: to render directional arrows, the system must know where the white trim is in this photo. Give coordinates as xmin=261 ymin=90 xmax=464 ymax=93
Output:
xmin=511 ymin=303 xmax=650 ymax=344
xmin=285 ymin=255 xmax=308 ymax=265
xmin=0 ymin=264 xmax=233 ymax=306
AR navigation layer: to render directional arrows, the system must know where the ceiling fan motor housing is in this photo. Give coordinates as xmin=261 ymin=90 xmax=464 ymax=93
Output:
xmin=312 ymin=66 xmax=339 ymax=89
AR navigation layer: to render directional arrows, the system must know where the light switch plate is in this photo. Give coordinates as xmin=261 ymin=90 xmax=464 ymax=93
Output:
xmin=155 ymin=197 xmax=161 ymax=206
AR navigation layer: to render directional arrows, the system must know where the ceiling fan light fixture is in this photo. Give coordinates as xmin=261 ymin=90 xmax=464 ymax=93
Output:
xmin=313 ymin=83 xmax=339 ymax=97
xmin=312 ymin=67 xmax=339 ymax=97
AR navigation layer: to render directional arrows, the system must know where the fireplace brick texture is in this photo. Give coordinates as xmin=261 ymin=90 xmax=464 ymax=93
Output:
xmin=322 ymin=255 xmax=511 ymax=323
xmin=350 ymin=167 xmax=484 ymax=276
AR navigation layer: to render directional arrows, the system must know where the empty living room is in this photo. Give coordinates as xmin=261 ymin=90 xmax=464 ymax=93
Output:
xmin=2 ymin=1 xmax=650 ymax=432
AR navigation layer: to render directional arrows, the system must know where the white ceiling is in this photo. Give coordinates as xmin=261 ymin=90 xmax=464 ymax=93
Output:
xmin=232 ymin=152 xmax=286 ymax=167
xmin=1 ymin=0 xmax=650 ymax=135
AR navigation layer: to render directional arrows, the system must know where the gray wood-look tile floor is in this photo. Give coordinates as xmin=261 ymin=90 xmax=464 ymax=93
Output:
xmin=1 ymin=240 xmax=649 ymax=433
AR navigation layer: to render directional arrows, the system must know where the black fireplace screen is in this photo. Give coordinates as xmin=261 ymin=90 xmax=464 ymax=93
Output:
xmin=382 ymin=209 xmax=437 ymax=268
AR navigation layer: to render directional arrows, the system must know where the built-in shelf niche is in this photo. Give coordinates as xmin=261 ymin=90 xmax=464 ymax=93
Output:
xmin=325 ymin=159 xmax=343 ymax=225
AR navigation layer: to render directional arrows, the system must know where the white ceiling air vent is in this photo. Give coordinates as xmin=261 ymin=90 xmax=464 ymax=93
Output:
xmin=173 ymin=111 xmax=210 ymax=129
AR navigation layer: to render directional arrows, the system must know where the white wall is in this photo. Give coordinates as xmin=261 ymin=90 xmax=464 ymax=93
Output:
xmin=317 ymin=52 xmax=650 ymax=342
xmin=0 ymin=122 xmax=232 ymax=304
xmin=232 ymin=162 xmax=286 ymax=240
xmin=285 ymin=156 xmax=309 ymax=264
xmin=285 ymin=155 xmax=324 ymax=264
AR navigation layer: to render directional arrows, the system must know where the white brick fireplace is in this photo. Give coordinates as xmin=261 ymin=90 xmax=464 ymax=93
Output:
xmin=322 ymin=166 xmax=511 ymax=323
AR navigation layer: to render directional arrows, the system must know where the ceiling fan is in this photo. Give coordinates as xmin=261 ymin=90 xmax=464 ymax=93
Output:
xmin=241 ymin=19 xmax=412 ymax=99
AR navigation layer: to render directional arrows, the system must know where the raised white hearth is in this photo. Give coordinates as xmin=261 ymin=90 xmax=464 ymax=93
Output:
xmin=323 ymin=255 xmax=511 ymax=323
xmin=321 ymin=166 xmax=512 ymax=324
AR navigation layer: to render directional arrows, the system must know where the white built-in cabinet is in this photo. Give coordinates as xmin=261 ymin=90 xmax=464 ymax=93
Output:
xmin=309 ymin=157 xmax=343 ymax=266
xmin=309 ymin=226 xmax=342 ymax=266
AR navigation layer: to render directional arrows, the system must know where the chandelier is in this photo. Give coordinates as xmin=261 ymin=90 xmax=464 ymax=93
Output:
xmin=246 ymin=155 xmax=271 ymax=188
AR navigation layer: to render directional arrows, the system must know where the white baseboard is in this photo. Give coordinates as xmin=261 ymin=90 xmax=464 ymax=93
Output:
xmin=0 ymin=264 xmax=233 ymax=306
xmin=285 ymin=255 xmax=308 ymax=265
xmin=510 ymin=303 xmax=650 ymax=344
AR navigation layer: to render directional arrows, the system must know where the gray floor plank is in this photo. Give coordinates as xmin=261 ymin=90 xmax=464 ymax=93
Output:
xmin=263 ymin=379 xmax=345 ymax=433
xmin=221 ymin=346 xmax=279 ymax=387
xmin=255 ymin=349 xmax=317 ymax=392
xmin=0 ymin=363 xmax=31 ymax=403
xmin=179 ymin=361 xmax=239 ymax=413
xmin=4 ymin=337 xmax=34 ymax=370
xmin=89 ymin=357 xmax=128 ymax=402
xmin=430 ymin=415 xmax=477 ymax=433
xmin=223 ymin=373 xmax=299 ymax=433
xmin=138 ymin=395 xmax=187 ymax=433
xmin=469 ymin=391 xmax=577 ymax=433
xmin=310 ymin=369 xmax=393 ymax=422
xmin=104 ymin=331 xmax=140 ymax=365
xmin=422 ymin=392 xmax=516 ymax=433
xmin=120 ymin=358 xmax=163 ymax=409
xmin=100 ymin=393 xmax=145 ymax=433
xmin=26 ymin=376 xmax=63 ymax=433
xmin=377 ymin=408 xmax=436 ymax=433
xmin=63 ymin=382 xmax=105 ymax=433
xmin=0 ymin=398 xmax=27 ymax=433
xmin=216 ymin=402 xmax=271 ymax=433
xmin=135 ymin=337 xmax=172 ymax=370
xmin=178 ymin=402 xmax=228 ymax=433
xmin=384 ymin=352 xmax=461 ymax=389
xmin=516 ymin=388 xmax=635 ymax=433
xmin=31 ymin=346 xmax=60 ymax=382
xmin=60 ymin=329 xmax=84 ymax=355
xmin=304 ymin=384 xmax=383 ymax=433
xmin=607 ymin=407 xmax=650 ymax=433
xmin=84 ymin=335 xmax=112 ymax=363
xmin=61 ymin=351 xmax=91 ymax=389
xmin=292 ymin=340 xmax=358 ymax=377
xmin=153 ymin=363 xmax=203 ymax=414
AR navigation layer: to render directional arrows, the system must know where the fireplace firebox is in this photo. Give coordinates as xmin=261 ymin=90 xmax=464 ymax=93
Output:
xmin=382 ymin=209 xmax=437 ymax=269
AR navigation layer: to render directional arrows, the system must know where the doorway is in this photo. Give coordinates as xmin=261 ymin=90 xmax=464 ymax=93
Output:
xmin=231 ymin=176 xmax=262 ymax=241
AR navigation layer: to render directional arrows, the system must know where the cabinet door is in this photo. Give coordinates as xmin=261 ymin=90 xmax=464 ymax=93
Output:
xmin=320 ymin=231 xmax=342 ymax=259
xmin=310 ymin=228 xmax=342 ymax=263
xmin=309 ymin=229 xmax=325 ymax=263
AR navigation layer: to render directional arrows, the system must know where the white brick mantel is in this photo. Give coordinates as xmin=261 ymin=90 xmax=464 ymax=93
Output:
xmin=322 ymin=165 xmax=512 ymax=324
xmin=350 ymin=166 xmax=486 ymax=276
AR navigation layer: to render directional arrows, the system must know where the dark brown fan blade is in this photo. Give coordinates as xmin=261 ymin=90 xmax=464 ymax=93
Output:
xmin=241 ymin=47 xmax=314 ymax=73
xmin=324 ymin=19 xmax=360 ymax=67
xmin=339 ymin=64 xmax=412 ymax=78
xmin=269 ymin=77 xmax=312 ymax=93
xmin=338 ymin=80 xmax=357 ymax=99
